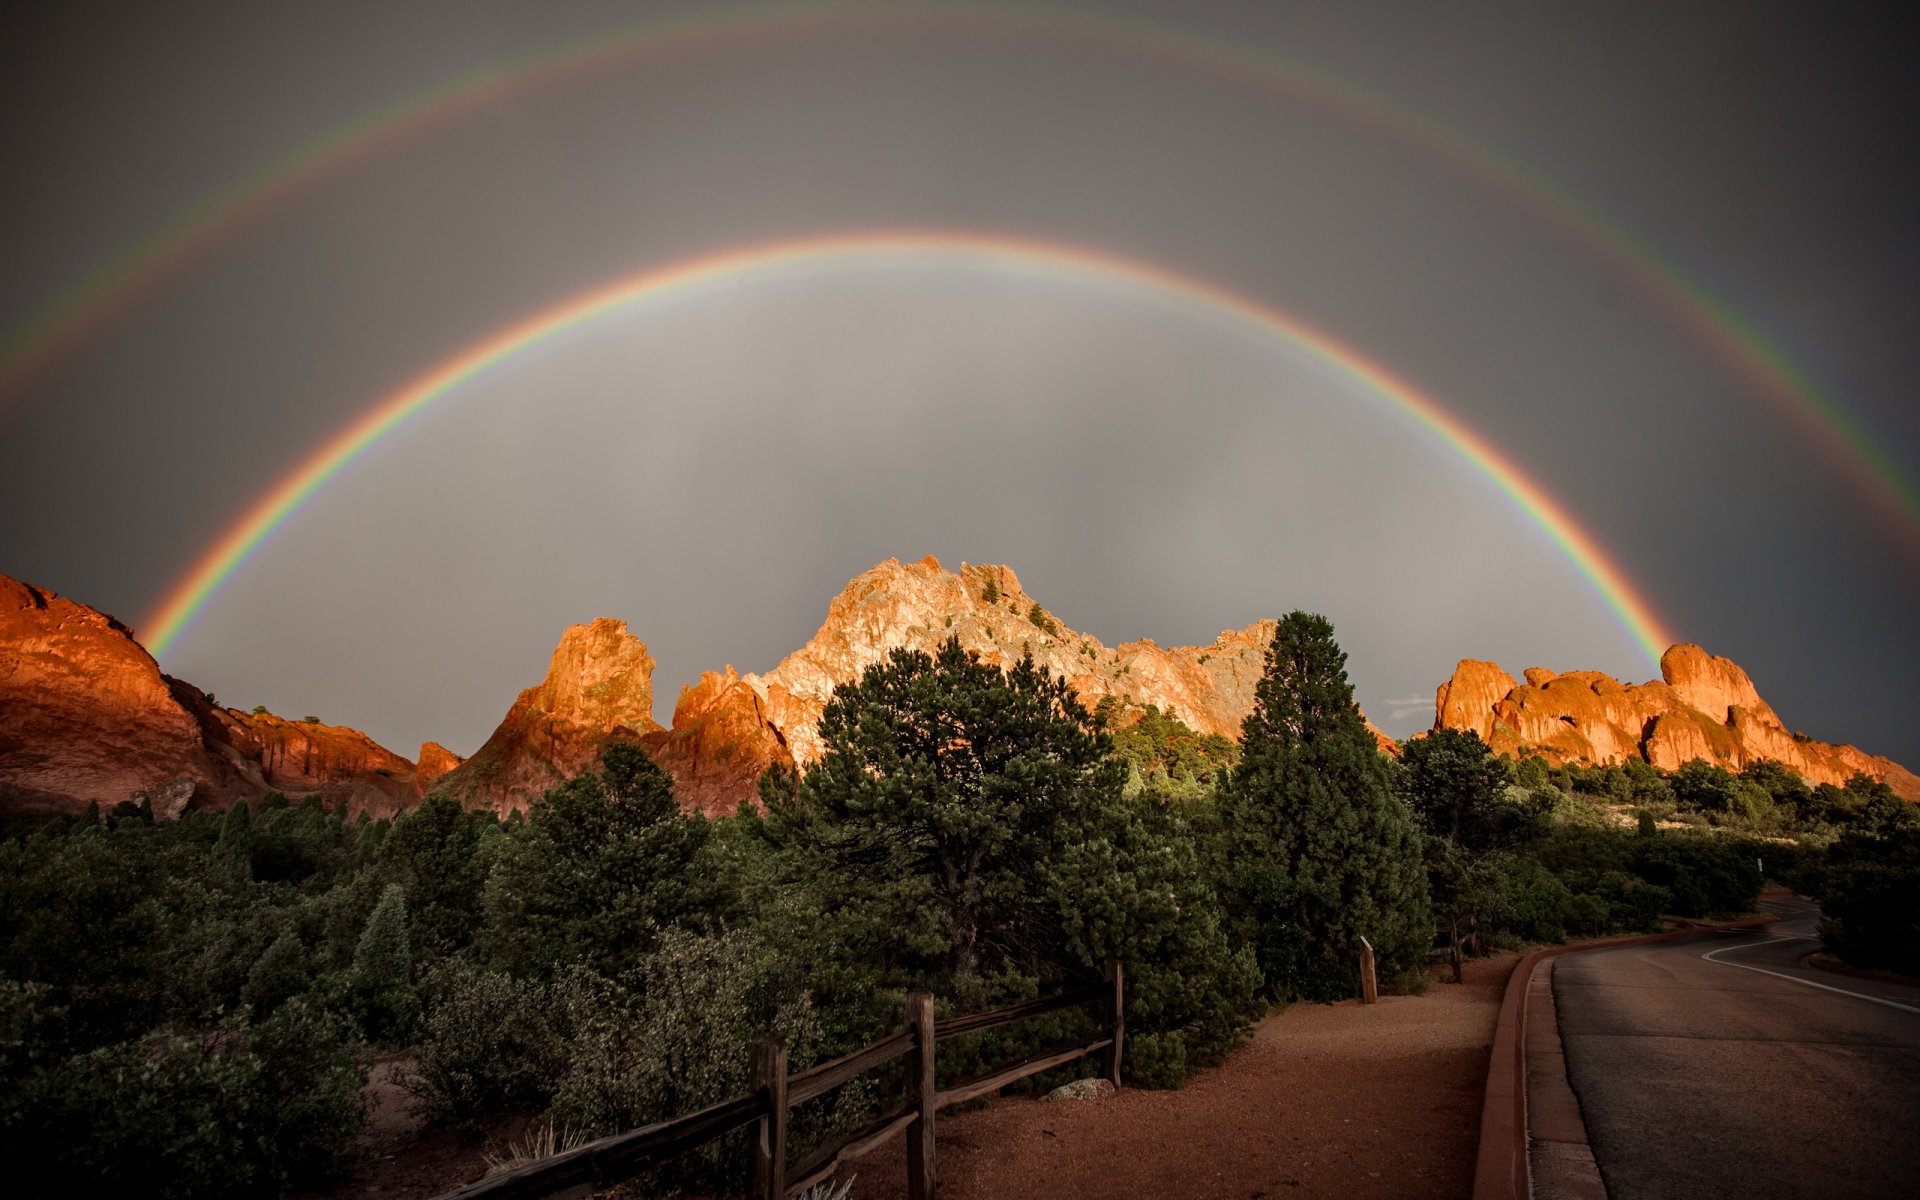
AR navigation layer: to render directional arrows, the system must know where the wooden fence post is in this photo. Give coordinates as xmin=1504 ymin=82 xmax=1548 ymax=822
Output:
xmin=1358 ymin=937 xmax=1379 ymax=1005
xmin=750 ymin=1038 xmax=787 ymax=1200
xmin=1102 ymin=959 xmax=1125 ymax=1090
xmin=905 ymin=990 xmax=936 ymax=1200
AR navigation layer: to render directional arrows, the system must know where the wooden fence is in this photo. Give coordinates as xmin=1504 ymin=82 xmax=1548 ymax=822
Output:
xmin=436 ymin=960 xmax=1124 ymax=1200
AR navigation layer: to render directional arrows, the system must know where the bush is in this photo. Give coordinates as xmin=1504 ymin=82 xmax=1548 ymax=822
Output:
xmin=3 ymin=1001 xmax=364 ymax=1199
xmin=1817 ymin=824 xmax=1920 ymax=976
xmin=1629 ymin=837 xmax=1760 ymax=918
xmin=405 ymin=965 xmax=563 ymax=1130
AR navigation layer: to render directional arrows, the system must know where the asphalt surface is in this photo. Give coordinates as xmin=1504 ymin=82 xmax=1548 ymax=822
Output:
xmin=1554 ymin=898 xmax=1920 ymax=1200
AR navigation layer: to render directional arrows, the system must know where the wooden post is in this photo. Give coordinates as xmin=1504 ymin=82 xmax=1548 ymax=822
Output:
xmin=1358 ymin=936 xmax=1379 ymax=1005
xmin=1102 ymin=959 xmax=1125 ymax=1090
xmin=749 ymin=1038 xmax=787 ymax=1200
xmin=905 ymin=990 xmax=936 ymax=1200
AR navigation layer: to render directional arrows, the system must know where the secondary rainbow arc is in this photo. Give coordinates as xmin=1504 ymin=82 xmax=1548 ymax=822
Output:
xmin=5 ymin=1 xmax=1914 ymax=563
xmin=141 ymin=231 xmax=1675 ymax=668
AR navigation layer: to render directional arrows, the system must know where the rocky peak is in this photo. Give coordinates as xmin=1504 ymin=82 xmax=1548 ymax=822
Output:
xmin=1659 ymin=643 xmax=1773 ymax=725
xmin=734 ymin=556 xmax=1279 ymax=769
xmin=1431 ymin=647 xmax=1918 ymax=802
xmin=530 ymin=617 xmax=659 ymax=732
xmin=415 ymin=742 xmax=464 ymax=785
xmin=1434 ymin=660 xmax=1519 ymax=743
xmin=0 ymin=572 xmax=428 ymax=817
xmin=429 ymin=618 xmax=662 ymax=813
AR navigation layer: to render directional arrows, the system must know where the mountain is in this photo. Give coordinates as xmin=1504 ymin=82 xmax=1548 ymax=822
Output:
xmin=0 ymin=573 xmax=451 ymax=817
xmin=440 ymin=556 xmax=1389 ymax=815
xmin=429 ymin=617 xmax=663 ymax=810
xmin=1432 ymin=644 xmax=1920 ymax=801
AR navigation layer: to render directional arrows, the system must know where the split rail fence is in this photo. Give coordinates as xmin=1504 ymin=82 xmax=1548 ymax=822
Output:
xmin=436 ymin=960 xmax=1124 ymax=1200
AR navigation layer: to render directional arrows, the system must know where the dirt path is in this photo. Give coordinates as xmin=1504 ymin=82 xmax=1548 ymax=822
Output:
xmin=327 ymin=955 xmax=1516 ymax=1199
xmin=847 ymin=953 xmax=1517 ymax=1200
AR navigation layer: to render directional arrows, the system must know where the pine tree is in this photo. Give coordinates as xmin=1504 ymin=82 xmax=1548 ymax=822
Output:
xmin=1221 ymin=612 xmax=1430 ymax=1000
xmin=351 ymin=883 xmax=416 ymax=1041
xmin=216 ymin=800 xmax=253 ymax=882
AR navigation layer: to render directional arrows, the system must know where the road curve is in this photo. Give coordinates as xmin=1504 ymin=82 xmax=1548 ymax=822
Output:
xmin=1554 ymin=898 xmax=1920 ymax=1199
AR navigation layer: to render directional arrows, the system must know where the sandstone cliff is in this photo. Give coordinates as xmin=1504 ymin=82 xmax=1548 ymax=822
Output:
xmin=1432 ymin=644 xmax=1920 ymax=801
xmin=0 ymin=573 xmax=436 ymax=816
xmin=430 ymin=617 xmax=664 ymax=814
xmin=730 ymin=556 xmax=1278 ymax=771
xmin=448 ymin=556 xmax=1400 ymax=815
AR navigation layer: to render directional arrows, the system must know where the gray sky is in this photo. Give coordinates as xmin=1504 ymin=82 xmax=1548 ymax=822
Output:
xmin=3 ymin=1 xmax=1916 ymax=766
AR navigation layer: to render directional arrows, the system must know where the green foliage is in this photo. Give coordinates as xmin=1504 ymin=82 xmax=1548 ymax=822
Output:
xmin=1817 ymin=821 xmax=1920 ymax=975
xmin=215 ymin=800 xmax=252 ymax=882
xmin=350 ymin=883 xmax=416 ymax=1042
xmin=377 ymin=794 xmax=486 ymax=961
xmin=760 ymin=637 xmax=1256 ymax=1082
xmin=1220 ymin=613 xmax=1430 ymax=1001
xmin=250 ymin=704 xmax=269 ymax=715
xmin=2 ymin=1000 xmax=364 ymax=1199
xmin=981 ymin=576 xmax=999 ymax=604
xmin=1105 ymin=702 xmax=1240 ymax=801
xmin=1027 ymin=602 xmax=1057 ymax=635
xmin=1670 ymin=759 xmax=1775 ymax=826
xmin=484 ymin=744 xmax=724 ymax=979
xmin=405 ymin=964 xmax=564 ymax=1130
xmin=1628 ymin=836 xmax=1761 ymax=918
xmin=1400 ymin=728 xmax=1542 ymax=851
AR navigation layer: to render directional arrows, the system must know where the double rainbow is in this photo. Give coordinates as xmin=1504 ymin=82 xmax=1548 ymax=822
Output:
xmin=6 ymin=1 xmax=1914 ymax=560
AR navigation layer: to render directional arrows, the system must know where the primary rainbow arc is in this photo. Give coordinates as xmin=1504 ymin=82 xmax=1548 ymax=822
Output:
xmin=142 ymin=231 xmax=1675 ymax=668
xmin=5 ymin=1 xmax=1914 ymax=564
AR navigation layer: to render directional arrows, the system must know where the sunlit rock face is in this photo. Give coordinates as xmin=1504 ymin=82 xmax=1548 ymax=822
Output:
xmin=648 ymin=667 xmax=794 ymax=817
xmin=414 ymin=742 xmax=464 ymax=787
xmin=1432 ymin=643 xmax=1919 ymax=801
xmin=0 ymin=573 xmax=431 ymax=817
xmin=431 ymin=617 xmax=663 ymax=815
xmin=738 ymin=556 xmax=1284 ymax=770
xmin=445 ymin=555 xmax=1399 ymax=815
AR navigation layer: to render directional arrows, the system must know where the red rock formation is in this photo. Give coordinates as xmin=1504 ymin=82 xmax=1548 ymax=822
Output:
xmin=0 ymin=573 xmax=432 ymax=817
xmin=1431 ymin=644 xmax=1919 ymax=801
xmin=415 ymin=742 xmax=463 ymax=788
xmin=648 ymin=667 xmax=795 ymax=817
xmin=430 ymin=618 xmax=663 ymax=814
xmin=741 ymin=557 xmax=1281 ymax=771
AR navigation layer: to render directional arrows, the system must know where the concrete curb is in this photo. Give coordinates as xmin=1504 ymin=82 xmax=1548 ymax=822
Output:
xmin=1797 ymin=951 xmax=1920 ymax=992
xmin=1470 ymin=915 xmax=1777 ymax=1200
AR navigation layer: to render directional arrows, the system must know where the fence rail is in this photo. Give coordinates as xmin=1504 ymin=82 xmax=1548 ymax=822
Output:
xmin=431 ymin=960 xmax=1124 ymax=1200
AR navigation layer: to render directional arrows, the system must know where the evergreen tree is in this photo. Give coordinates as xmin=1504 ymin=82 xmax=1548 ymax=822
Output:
xmin=762 ymin=637 xmax=1260 ymax=1077
xmin=215 ymin=801 xmax=252 ymax=883
xmin=483 ymin=743 xmax=723 ymax=979
xmin=351 ymin=883 xmax=415 ymax=1041
xmin=1221 ymin=612 xmax=1430 ymax=1000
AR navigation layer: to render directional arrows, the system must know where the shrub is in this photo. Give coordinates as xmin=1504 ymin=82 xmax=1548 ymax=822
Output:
xmin=405 ymin=965 xmax=563 ymax=1130
xmin=3 ymin=1001 xmax=364 ymax=1199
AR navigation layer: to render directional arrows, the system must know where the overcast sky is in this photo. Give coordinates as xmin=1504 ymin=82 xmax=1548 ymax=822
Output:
xmin=2 ymin=1 xmax=1915 ymax=767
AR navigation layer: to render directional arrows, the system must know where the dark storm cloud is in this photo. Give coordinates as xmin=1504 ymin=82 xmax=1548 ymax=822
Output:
xmin=1 ymin=1 xmax=1915 ymax=764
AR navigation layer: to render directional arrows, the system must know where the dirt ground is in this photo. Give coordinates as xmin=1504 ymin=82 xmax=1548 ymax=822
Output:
xmin=322 ymin=953 xmax=1516 ymax=1199
xmin=845 ymin=953 xmax=1516 ymax=1200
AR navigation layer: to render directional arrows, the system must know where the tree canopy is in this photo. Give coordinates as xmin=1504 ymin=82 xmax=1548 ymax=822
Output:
xmin=1220 ymin=612 xmax=1430 ymax=1000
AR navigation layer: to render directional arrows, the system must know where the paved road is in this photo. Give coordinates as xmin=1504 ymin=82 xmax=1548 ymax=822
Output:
xmin=1555 ymin=898 xmax=1920 ymax=1199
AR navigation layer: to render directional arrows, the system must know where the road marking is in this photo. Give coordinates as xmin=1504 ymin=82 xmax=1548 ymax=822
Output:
xmin=1701 ymin=941 xmax=1920 ymax=1014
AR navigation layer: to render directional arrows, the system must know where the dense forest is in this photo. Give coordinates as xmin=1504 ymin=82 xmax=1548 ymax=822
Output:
xmin=2 ymin=614 xmax=1914 ymax=1197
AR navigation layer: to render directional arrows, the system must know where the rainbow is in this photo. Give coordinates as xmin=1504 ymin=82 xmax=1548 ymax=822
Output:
xmin=4 ymin=2 xmax=1915 ymax=560
xmin=141 ymin=231 xmax=1675 ymax=666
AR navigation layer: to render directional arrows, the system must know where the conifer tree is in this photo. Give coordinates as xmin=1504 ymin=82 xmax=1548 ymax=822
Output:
xmin=1221 ymin=612 xmax=1430 ymax=1000
xmin=351 ymin=883 xmax=416 ymax=1040
xmin=215 ymin=800 xmax=253 ymax=882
